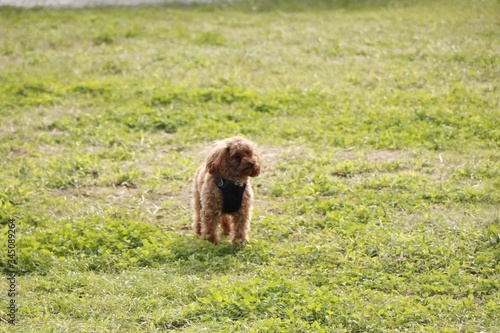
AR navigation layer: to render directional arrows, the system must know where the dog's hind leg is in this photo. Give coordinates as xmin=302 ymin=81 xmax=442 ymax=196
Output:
xmin=221 ymin=215 xmax=232 ymax=236
xmin=192 ymin=189 xmax=202 ymax=236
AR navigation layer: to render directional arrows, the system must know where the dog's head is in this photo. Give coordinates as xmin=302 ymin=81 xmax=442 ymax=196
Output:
xmin=206 ymin=136 xmax=261 ymax=179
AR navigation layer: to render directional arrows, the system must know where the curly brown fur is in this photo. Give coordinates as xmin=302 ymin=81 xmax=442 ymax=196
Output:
xmin=192 ymin=137 xmax=261 ymax=244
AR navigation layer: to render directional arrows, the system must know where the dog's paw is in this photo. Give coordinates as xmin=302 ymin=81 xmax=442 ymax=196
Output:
xmin=232 ymin=238 xmax=249 ymax=249
xmin=203 ymin=234 xmax=220 ymax=244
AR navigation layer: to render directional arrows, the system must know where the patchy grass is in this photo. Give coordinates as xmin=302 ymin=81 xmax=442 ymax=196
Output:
xmin=0 ymin=0 xmax=499 ymax=331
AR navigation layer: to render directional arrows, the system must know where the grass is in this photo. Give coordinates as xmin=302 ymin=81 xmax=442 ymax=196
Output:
xmin=0 ymin=0 xmax=499 ymax=331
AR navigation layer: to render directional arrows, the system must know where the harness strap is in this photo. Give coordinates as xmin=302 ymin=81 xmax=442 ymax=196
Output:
xmin=215 ymin=177 xmax=246 ymax=213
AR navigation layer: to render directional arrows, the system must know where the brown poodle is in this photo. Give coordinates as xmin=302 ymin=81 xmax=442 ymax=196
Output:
xmin=192 ymin=136 xmax=261 ymax=244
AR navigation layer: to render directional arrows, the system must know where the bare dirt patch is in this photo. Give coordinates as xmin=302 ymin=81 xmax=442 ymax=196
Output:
xmin=363 ymin=149 xmax=416 ymax=163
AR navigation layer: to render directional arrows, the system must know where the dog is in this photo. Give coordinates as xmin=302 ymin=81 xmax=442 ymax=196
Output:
xmin=192 ymin=136 xmax=260 ymax=245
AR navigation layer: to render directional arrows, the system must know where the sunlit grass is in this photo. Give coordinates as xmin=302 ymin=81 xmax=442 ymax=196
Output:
xmin=0 ymin=0 xmax=499 ymax=331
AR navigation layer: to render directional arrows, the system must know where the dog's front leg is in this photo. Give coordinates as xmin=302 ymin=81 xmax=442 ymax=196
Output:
xmin=200 ymin=210 xmax=221 ymax=244
xmin=231 ymin=211 xmax=250 ymax=245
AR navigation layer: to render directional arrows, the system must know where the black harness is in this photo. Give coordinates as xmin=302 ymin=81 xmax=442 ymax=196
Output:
xmin=215 ymin=177 xmax=246 ymax=213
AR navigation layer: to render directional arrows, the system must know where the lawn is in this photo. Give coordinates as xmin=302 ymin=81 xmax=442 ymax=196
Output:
xmin=0 ymin=0 xmax=499 ymax=331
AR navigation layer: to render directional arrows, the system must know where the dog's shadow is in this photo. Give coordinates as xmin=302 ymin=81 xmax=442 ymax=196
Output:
xmin=167 ymin=235 xmax=268 ymax=275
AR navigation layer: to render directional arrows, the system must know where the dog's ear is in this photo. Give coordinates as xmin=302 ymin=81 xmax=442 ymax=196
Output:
xmin=206 ymin=146 xmax=229 ymax=175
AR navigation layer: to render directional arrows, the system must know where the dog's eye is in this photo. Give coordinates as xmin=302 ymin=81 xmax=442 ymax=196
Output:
xmin=233 ymin=153 xmax=243 ymax=161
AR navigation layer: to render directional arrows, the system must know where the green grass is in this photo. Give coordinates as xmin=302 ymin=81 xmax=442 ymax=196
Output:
xmin=0 ymin=0 xmax=499 ymax=331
